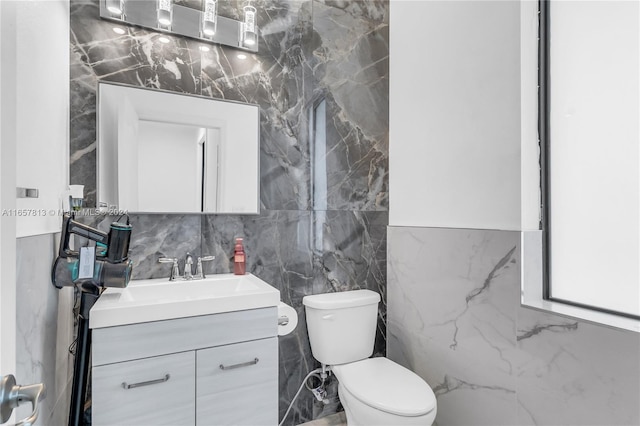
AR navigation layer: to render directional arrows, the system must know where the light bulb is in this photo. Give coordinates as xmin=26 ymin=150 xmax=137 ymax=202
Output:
xmin=242 ymin=5 xmax=257 ymax=47
xmin=106 ymin=0 xmax=123 ymax=15
xmin=157 ymin=0 xmax=172 ymax=27
xmin=202 ymin=0 xmax=217 ymax=37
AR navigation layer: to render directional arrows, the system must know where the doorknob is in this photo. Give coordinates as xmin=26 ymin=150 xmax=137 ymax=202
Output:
xmin=0 ymin=375 xmax=46 ymax=426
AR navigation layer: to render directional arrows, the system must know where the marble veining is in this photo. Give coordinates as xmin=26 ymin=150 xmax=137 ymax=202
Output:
xmin=69 ymin=0 xmax=389 ymax=423
xmin=388 ymin=226 xmax=640 ymax=426
xmin=448 ymin=245 xmax=517 ymax=350
xmin=516 ymin=321 xmax=579 ymax=341
xmin=432 ymin=375 xmax=515 ymax=398
xmin=16 ymin=234 xmax=72 ymax=426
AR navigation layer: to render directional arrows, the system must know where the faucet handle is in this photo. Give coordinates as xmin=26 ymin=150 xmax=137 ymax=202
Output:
xmin=195 ymin=255 xmax=215 ymax=279
xmin=158 ymin=257 xmax=179 ymax=281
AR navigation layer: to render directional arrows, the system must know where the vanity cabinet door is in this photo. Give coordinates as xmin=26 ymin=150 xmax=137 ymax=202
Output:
xmin=92 ymin=351 xmax=195 ymax=426
xmin=196 ymin=338 xmax=278 ymax=426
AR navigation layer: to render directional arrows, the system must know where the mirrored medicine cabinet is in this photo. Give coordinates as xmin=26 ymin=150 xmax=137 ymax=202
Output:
xmin=97 ymin=82 xmax=260 ymax=214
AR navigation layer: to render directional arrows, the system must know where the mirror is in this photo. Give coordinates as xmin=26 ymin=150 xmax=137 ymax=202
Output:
xmin=98 ymin=83 xmax=260 ymax=214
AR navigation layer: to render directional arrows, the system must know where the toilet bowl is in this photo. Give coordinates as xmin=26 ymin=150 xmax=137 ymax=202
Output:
xmin=333 ymin=358 xmax=437 ymax=426
xmin=302 ymin=290 xmax=437 ymax=426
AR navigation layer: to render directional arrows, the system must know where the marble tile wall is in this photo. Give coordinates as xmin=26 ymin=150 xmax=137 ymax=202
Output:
xmin=387 ymin=226 xmax=640 ymax=426
xmin=16 ymin=234 xmax=74 ymax=426
xmin=70 ymin=1 xmax=388 ymax=423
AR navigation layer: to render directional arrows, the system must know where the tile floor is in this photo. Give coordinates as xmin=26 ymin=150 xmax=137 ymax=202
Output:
xmin=299 ymin=411 xmax=347 ymax=426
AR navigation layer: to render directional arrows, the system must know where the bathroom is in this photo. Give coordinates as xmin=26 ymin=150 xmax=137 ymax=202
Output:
xmin=1 ymin=0 xmax=639 ymax=425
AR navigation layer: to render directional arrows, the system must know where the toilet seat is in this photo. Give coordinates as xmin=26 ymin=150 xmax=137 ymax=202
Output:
xmin=332 ymin=357 xmax=436 ymax=417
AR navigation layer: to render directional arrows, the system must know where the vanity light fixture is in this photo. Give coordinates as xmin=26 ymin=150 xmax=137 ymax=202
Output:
xmin=99 ymin=0 xmax=258 ymax=53
xmin=202 ymin=0 xmax=217 ymax=37
xmin=157 ymin=0 xmax=172 ymax=28
xmin=106 ymin=0 xmax=123 ymax=16
xmin=242 ymin=3 xmax=257 ymax=47
xmin=112 ymin=27 xmax=126 ymax=35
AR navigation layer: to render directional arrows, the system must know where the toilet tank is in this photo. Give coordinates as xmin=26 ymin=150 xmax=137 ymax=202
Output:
xmin=303 ymin=290 xmax=380 ymax=365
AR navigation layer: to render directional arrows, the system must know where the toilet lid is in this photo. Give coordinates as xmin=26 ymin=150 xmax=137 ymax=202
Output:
xmin=332 ymin=357 xmax=436 ymax=417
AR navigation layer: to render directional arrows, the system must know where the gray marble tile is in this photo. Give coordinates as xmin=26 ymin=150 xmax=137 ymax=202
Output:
xmin=69 ymin=36 xmax=98 ymax=207
xmin=71 ymin=1 xmax=201 ymax=93
xmin=388 ymin=226 xmax=520 ymax=361
xmin=15 ymin=235 xmax=60 ymax=424
xmin=316 ymin=94 xmax=389 ymax=211
xmin=515 ymin=307 xmax=640 ymax=426
xmin=387 ymin=226 xmax=640 ymax=426
xmin=389 ymin=321 xmax=518 ymax=426
xmin=312 ymin=1 xmax=389 ymax=211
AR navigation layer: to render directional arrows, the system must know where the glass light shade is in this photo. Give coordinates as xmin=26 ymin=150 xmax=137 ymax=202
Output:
xmin=242 ymin=5 xmax=257 ymax=47
xmin=157 ymin=0 xmax=172 ymax=27
xmin=106 ymin=0 xmax=123 ymax=15
xmin=202 ymin=0 xmax=217 ymax=36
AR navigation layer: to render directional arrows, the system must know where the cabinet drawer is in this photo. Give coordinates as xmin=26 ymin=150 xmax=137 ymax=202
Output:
xmin=92 ymin=351 xmax=195 ymax=426
xmin=196 ymin=338 xmax=277 ymax=426
xmin=93 ymin=307 xmax=277 ymax=366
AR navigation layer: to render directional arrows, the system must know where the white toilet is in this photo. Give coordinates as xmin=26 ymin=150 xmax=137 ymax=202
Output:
xmin=303 ymin=290 xmax=437 ymax=426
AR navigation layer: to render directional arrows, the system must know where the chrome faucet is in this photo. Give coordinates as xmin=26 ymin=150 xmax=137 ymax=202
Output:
xmin=158 ymin=253 xmax=215 ymax=281
xmin=184 ymin=253 xmax=194 ymax=280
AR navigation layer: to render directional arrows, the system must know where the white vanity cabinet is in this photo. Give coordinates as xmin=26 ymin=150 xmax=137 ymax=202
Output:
xmin=197 ymin=338 xmax=278 ymax=425
xmin=91 ymin=307 xmax=278 ymax=426
xmin=92 ymin=351 xmax=195 ymax=426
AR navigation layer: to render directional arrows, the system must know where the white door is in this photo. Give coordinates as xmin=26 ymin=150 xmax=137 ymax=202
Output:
xmin=1 ymin=1 xmax=68 ymax=424
xmin=0 ymin=0 xmax=19 ymax=423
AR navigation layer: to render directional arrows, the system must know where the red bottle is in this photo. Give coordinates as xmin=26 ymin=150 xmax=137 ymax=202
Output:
xmin=234 ymin=237 xmax=246 ymax=275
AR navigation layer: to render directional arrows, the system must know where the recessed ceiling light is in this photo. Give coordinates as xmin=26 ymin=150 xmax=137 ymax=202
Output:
xmin=237 ymin=53 xmax=247 ymax=60
xmin=199 ymin=46 xmax=210 ymax=52
xmin=112 ymin=27 xmax=125 ymax=35
xmin=158 ymin=37 xmax=170 ymax=44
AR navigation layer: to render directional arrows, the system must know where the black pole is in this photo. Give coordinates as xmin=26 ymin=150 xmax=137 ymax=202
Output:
xmin=68 ymin=285 xmax=100 ymax=426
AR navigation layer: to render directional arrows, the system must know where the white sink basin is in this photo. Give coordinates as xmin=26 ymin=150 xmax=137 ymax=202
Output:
xmin=89 ymin=274 xmax=280 ymax=329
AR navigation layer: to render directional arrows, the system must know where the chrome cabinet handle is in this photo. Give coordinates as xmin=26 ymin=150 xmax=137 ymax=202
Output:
xmin=0 ymin=374 xmax=46 ymax=426
xmin=219 ymin=358 xmax=259 ymax=371
xmin=121 ymin=374 xmax=170 ymax=390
